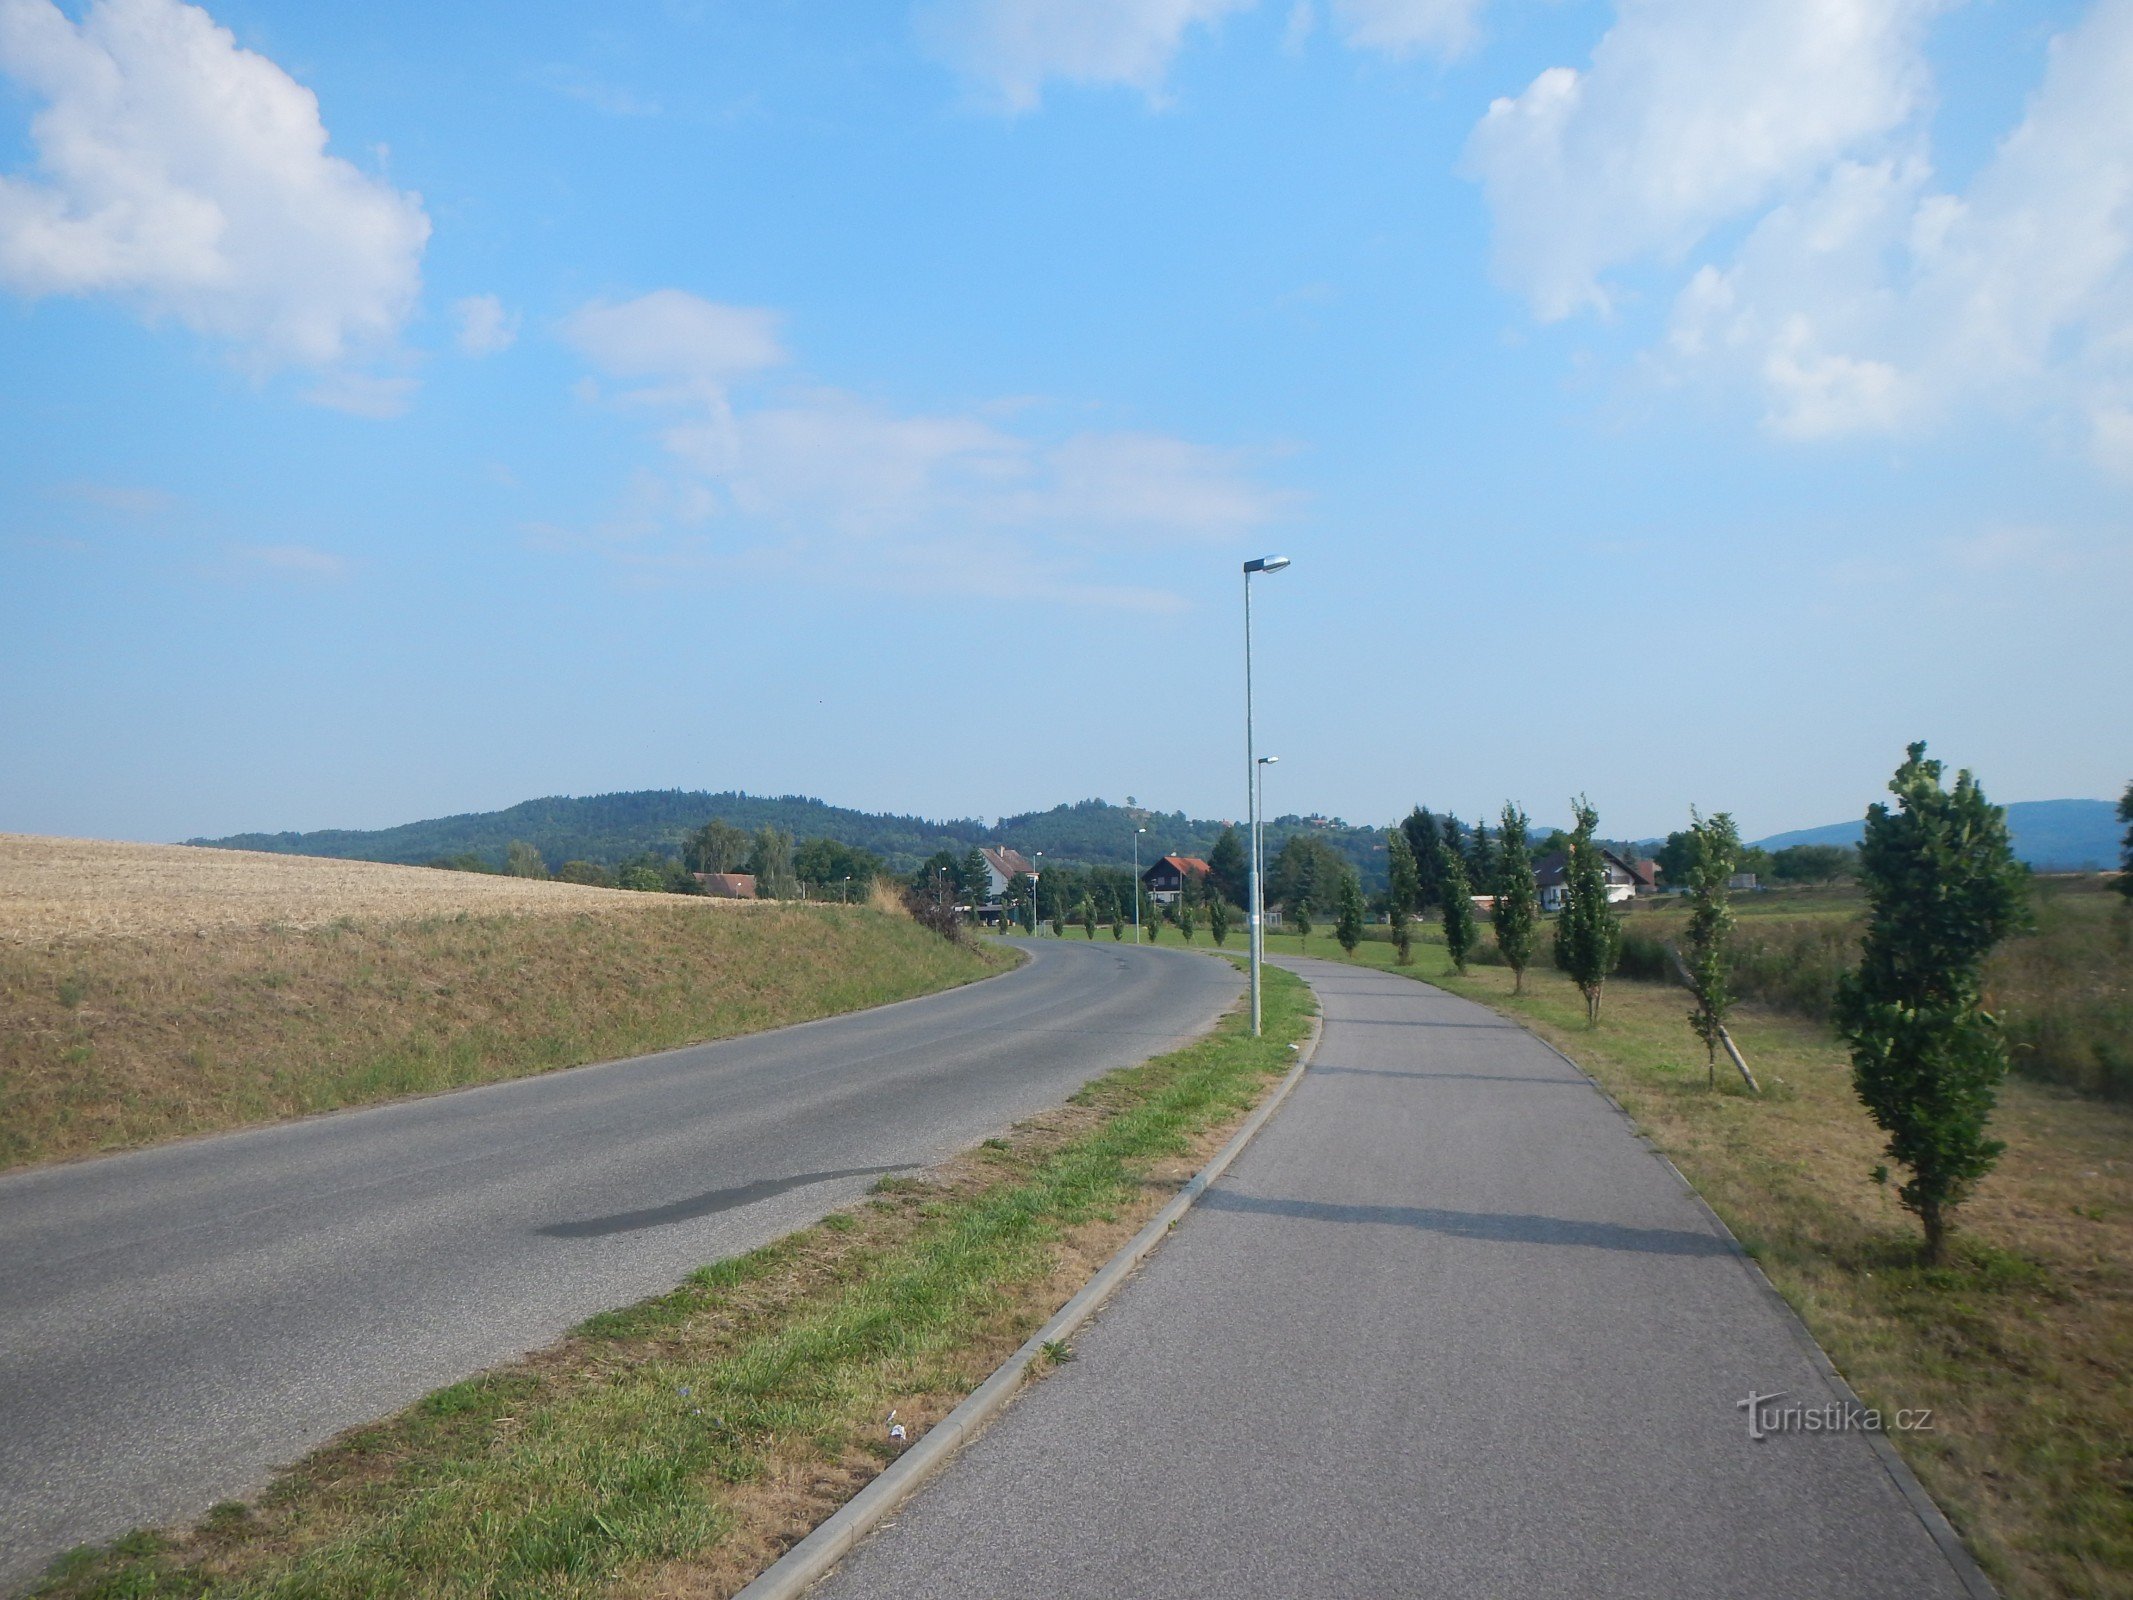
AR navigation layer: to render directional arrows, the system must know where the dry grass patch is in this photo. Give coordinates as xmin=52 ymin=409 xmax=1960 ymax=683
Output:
xmin=1265 ymin=930 xmax=2132 ymax=1600
xmin=0 ymin=835 xmax=708 ymax=944
xmin=3 ymin=900 xmax=1008 ymax=1169
xmin=32 ymin=963 xmax=1312 ymax=1600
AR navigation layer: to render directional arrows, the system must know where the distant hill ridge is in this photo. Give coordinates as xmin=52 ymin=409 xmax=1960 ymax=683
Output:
xmin=193 ymin=791 xmax=1392 ymax=878
xmin=1754 ymin=798 xmax=2120 ymax=873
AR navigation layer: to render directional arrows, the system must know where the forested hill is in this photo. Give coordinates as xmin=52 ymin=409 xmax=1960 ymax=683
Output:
xmin=192 ymin=791 xmax=1392 ymax=879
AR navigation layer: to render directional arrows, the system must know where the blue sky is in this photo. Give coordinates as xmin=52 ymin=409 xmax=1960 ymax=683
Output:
xmin=2 ymin=0 xmax=2126 ymax=845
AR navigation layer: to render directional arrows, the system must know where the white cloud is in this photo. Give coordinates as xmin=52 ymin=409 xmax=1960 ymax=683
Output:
xmin=0 ymin=0 xmax=430 ymax=370
xmin=48 ymin=480 xmax=173 ymax=514
xmin=1330 ymin=0 xmax=1485 ymax=59
xmin=452 ymin=294 xmax=517 ymax=357
xmin=1472 ymin=0 xmax=2133 ymax=472
xmin=1465 ymin=0 xmax=1942 ymax=322
xmin=917 ymin=0 xmax=1252 ymax=111
xmin=558 ymin=289 xmax=1287 ymax=602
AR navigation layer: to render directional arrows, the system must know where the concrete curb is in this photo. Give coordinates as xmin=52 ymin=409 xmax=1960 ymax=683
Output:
xmin=732 ymin=1006 xmax=1325 ymax=1600
xmin=1345 ymin=960 xmax=2002 ymax=1600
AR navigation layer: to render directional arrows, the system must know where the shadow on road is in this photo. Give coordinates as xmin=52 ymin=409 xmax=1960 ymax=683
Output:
xmin=540 ymin=1165 xmax=913 ymax=1238
xmin=1197 ymin=1189 xmax=1734 ymax=1257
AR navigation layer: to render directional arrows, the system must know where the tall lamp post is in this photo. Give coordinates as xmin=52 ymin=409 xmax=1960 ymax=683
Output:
xmin=1132 ymin=825 xmax=1147 ymax=944
xmin=1243 ymin=554 xmax=1290 ymax=1037
xmin=1031 ymin=850 xmax=1043 ymax=934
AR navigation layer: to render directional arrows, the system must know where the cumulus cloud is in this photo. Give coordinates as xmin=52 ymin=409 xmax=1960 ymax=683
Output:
xmin=0 ymin=0 xmax=429 ymax=371
xmin=558 ymin=289 xmax=1287 ymax=602
xmin=917 ymin=0 xmax=1254 ymax=110
xmin=1470 ymin=0 xmax=2133 ymax=472
xmin=920 ymin=0 xmax=1483 ymax=104
xmin=452 ymin=294 xmax=517 ymax=357
xmin=1328 ymin=0 xmax=1486 ymax=59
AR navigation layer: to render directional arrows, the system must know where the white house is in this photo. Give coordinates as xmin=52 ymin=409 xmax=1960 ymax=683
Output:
xmin=977 ymin=846 xmax=1036 ymax=903
xmin=1532 ymin=849 xmax=1654 ymax=913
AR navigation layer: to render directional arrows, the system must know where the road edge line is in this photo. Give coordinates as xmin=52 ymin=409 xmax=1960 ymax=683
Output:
xmin=731 ymin=1006 xmax=1325 ymax=1600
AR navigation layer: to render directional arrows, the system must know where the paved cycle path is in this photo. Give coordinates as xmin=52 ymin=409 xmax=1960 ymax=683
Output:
xmin=813 ymin=957 xmax=1980 ymax=1600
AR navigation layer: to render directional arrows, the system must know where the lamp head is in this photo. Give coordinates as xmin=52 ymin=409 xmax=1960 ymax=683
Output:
xmin=1258 ymin=755 xmax=1279 ymax=765
xmin=1243 ymin=555 xmax=1291 ymax=575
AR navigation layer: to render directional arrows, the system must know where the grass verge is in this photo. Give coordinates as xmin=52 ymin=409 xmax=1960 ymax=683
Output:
xmin=1262 ymin=929 xmax=2131 ymax=1600
xmin=1 ymin=904 xmax=1010 ymax=1170
xmin=31 ymin=959 xmax=1312 ymax=1600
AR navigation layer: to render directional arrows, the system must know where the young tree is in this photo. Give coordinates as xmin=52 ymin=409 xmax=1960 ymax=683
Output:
xmin=1837 ymin=743 xmax=2028 ymax=1263
xmin=1110 ymin=890 xmax=1125 ymax=940
xmin=503 ymin=840 xmax=548 ymax=879
xmin=1176 ymin=893 xmax=1198 ymax=943
xmin=1553 ymin=797 xmax=1620 ymax=1024
xmin=1050 ymin=900 xmax=1067 ymax=938
xmin=1440 ymin=852 xmax=1477 ymax=973
xmin=1683 ymin=809 xmax=1741 ymax=1087
xmin=1208 ymin=895 xmax=1232 ymax=946
xmin=1004 ymin=871 xmax=1035 ymax=933
xmin=1208 ymin=825 xmax=1248 ymax=908
xmin=1386 ymin=829 xmax=1419 ymax=966
xmin=1492 ymin=804 xmax=1539 ymax=993
xmin=1290 ymin=891 xmax=1312 ymax=952
xmin=1146 ymin=898 xmax=1162 ymax=941
xmin=1081 ymin=896 xmax=1098 ymax=938
xmin=1335 ymin=868 xmax=1365 ymax=954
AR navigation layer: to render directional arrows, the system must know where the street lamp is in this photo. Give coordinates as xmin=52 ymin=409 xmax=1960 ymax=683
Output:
xmin=1031 ymin=850 xmax=1043 ymax=935
xmin=1243 ymin=554 xmax=1291 ymax=1037
xmin=1132 ymin=825 xmax=1147 ymax=944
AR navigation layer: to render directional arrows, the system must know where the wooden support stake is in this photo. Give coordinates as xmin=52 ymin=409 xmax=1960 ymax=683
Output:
xmin=1664 ymin=943 xmax=1760 ymax=1093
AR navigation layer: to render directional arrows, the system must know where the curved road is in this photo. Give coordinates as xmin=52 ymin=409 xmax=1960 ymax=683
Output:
xmin=0 ymin=937 xmax=1240 ymax=1589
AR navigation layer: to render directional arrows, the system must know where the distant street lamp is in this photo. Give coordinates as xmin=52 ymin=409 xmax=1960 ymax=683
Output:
xmin=1032 ymin=850 xmax=1043 ymax=934
xmin=1132 ymin=825 xmax=1147 ymax=944
xmin=1243 ymin=554 xmax=1291 ymax=1037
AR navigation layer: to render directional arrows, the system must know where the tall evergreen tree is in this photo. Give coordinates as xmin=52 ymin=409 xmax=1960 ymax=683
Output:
xmin=1110 ymin=889 xmax=1125 ymax=940
xmin=1683 ymin=809 xmax=1741 ymax=1087
xmin=1466 ymin=823 xmax=1495 ymax=888
xmin=1335 ymin=868 xmax=1365 ymax=954
xmin=1208 ymin=825 xmax=1248 ymax=907
xmin=1837 ymin=744 xmax=2028 ymax=1262
xmin=2118 ymin=780 xmax=2133 ymax=902
xmin=1439 ymin=814 xmax=1467 ymax=874
xmin=959 ymin=847 xmax=991 ymax=917
xmin=1441 ymin=852 xmax=1478 ymax=973
xmin=1082 ymin=897 xmax=1098 ymax=938
xmin=1386 ymin=829 xmax=1419 ymax=966
xmin=1401 ymin=807 xmax=1444 ymax=911
xmin=1208 ymin=895 xmax=1232 ymax=946
xmin=1492 ymin=803 xmax=1539 ymax=993
xmin=1553 ymin=797 xmax=1620 ymax=1024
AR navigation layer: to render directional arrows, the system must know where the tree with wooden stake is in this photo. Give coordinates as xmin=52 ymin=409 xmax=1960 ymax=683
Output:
xmin=1291 ymin=890 xmax=1312 ymax=952
xmin=1441 ymin=851 xmax=1478 ymax=973
xmin=1386 ymin=829 xmax=1419 ymax=965
xmin=1837 ymin=743 xmax=2028 ymax=1264
xmin=1492 ymin=803 xmax=1539 ymax=993
xmin=1335 ymin=868 xmax=1365 ymax=955
xmin=1553 ymin=797 xmax=1620 ymax=1024
xmin=1683 ymin=808 xmax=1740 ymax=1088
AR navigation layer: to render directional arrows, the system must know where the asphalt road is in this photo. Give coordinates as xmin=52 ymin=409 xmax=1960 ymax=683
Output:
xmin=0 ymin=937 xmax=1240 ymax=1590
xmin=814 ymin=957 xmax=1980 ymax=1600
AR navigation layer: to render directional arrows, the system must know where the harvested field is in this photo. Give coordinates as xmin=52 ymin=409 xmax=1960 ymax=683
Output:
xmin=0 ymin=835 xmax=1007 ymax=1168
xmin=0 ymin=835 xmax=722 ymax=944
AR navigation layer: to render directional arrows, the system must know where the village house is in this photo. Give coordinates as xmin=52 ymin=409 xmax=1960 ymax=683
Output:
xmin=1141 ymin=854 xmax=1213 ymax=906
xmin=977 ymin=846 xmax=1036 ymax=904
xmin=1531 ymin=849 xmax=1654 ymax=913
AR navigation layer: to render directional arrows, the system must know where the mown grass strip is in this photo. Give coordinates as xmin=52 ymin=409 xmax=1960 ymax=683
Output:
xmin=33 ymin=961 xmax=1312 ymax=1600
xmin=1262 ymin=929 xmax=2131 ymax=1600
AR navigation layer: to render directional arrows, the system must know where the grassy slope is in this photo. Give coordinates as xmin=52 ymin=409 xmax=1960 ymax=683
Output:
xmin=1 ymin=904 xmax=1008 ymax=1170
xmin=1263 ymin=926 xmax=2131 ymax=1600
xmin=34 ymin=961 xmax=1313 ymax=1600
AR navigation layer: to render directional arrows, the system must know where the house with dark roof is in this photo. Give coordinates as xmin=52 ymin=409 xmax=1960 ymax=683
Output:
xmin=1531 ymin=849 xmax=1654 ymax=912
xmin=1141 ymin=854 xmax=1212 ymax=906
xmin=977 ymin=846 xmax=1035 ymax=904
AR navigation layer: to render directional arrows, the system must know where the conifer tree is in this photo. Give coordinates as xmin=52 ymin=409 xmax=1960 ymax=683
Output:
xmin=1492 ymin=803 xmax=1539 ymax=993
xmin=1467 ymin=823 xmax=1495 ymax=888
xmin=1683 ymin=808 xmax=1740 ymax=1087
xmin=1401 ymin=807 xmax=1444 ymax=911
xmin=1208 ymin=825 xmax=1248 ymax=908
xmin=961 ymin=848 xmax=992 ymax=920
xmin=1441 ymin=852 xmax=1477 ymax=973
xmin=1837 ymin=744 xmax=2027 ymax=1262
xmin=1209 ymin=895 xmax=1231 ymax=946
xmin=1082 ymin=897 xmax=1098 ymax=938
xmin=1335 ymin=868 xmax=1364 ymax=954
xmin=1386 ymin=829 xmax=1419 ymax=966
xmin=1553 ymin=797 xmax=1620 ymax=1024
